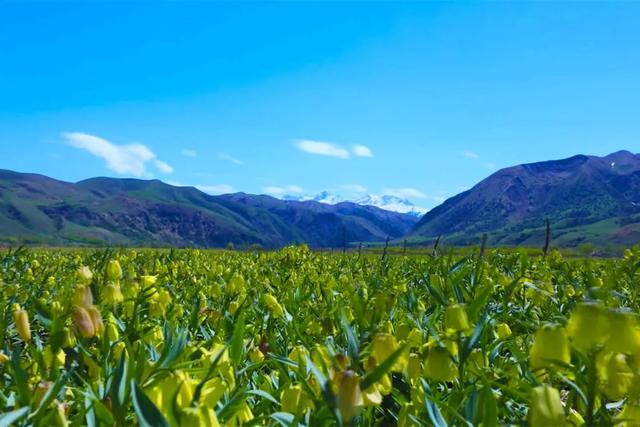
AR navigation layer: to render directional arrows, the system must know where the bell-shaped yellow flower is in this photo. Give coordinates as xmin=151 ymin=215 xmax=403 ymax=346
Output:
xmin=601 ymin=353 xmax=634 ymax=400
xmin=467 ymin=348 xmax=488 ymax=377
xmin=281 ymin=383 xmax=314 ymax=415
xmin=200 ymin=378 xmax=226 ymax=409
xmin=529 ymin=385 xmax=565 ymax=427
xmin=140 ymin=275 xmax=157 ymax=287
xmin=606 ymin=309 xmax=640 ymax=354
xmin=529 ymin=323 xmax=570 ymax=370
xmin=264 ymin=294 xmax=284 ymax=318
xmin=248 ymin=346 xmax=264 ymax=363
xmin=226 ymin=273 xmax=245 ymax=294
xmin=72 ymin=285 xmax=94 ymax=309
xmin=370 ymin=333 xmax=406 ymax=372
xmin=181 ymin=405 xmax=220 ymax=427
xmin=102 ymin=282 xmax=123 ymax=304
xmin=567 ymin=302 xmax=607 ymax=351
xmin=496 ymin=323 xmax=512 ymax=339
xmin=362 ymin=385 xmax=383 ymax=407
xmin=424 ymin=346 xmax=457 ymax=382
xmin=13 ymin=305 xmax=31 ymax=342
xmin=42 ymin=345 xmax=65 ymax=370
xmin=76 ymin=266 xmax=93 ymax=285
xmin=106 ymin=260 xmax=123 ymax=281
xmin=444 ymin=303 xmax=471 ymax=332
xmin=87 ymin=306 xmax=104 ymax=336
xmin=289 ymin=345 xmax=309 ymax=371
xmin=228 ymin=401 xmax=254 ymax=425
xmin=616 ymin=404 xmax=640 ymax=427
xmin=336 ymin=370 xmax=363 ymax=422
xmin=73 ymin=306 xmax=96 ymax=338
xmin=406 ymin=353 xmax=422 ymax=381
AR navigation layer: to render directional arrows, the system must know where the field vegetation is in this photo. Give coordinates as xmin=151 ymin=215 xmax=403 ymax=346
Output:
xmin=1 ymin=245 xmax=640 ymax=426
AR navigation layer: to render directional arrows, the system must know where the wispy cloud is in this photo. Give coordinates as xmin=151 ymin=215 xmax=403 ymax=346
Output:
xmin=382 ymin=187 xmax=428 ymax=199
xmin=296 ymin=139 xmax=350 ymax=159
xmin=154 ymin=160 xmax=174 ymax=174
xmin=340 ymin=184 xmax=367 ymax=193
xmin=463 ymin=150 xmax=479 ymax=159
xmin=218 ymin=153 xmax=243 ymax=165
xmin=485 ymin=162 xmax=497 ymax=170
xmin=352 ymin=145 xmax=374 ymax=157
xmin=63 ymin=132 xmax=172 ymax=177
xmin=196 ymin=184 xmax=235 ymax=194
xmin=181 ymin=149 xmax=197 ymax=157
xmin=263 ymin=185 xmax=304 ymax=196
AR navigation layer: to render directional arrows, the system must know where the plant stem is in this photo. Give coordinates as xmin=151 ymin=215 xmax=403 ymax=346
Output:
xmin=585 ymin=350 xmax=598 ymax=426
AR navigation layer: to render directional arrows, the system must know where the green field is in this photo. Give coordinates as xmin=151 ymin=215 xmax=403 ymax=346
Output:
xmin=2 ymin=245 xmax=640 ymax=426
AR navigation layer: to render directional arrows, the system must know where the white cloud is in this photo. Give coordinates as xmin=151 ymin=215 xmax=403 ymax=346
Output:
xmin=196 ymin=184 xmax=236 ymax=194
xmin=181 ymin=149 xmax=197 ymax=157
xmin=463 ymin=150 xmax=479 ymax=159
xmin=340 ymin=184 xmax=367 ymax=193
xmin=263 ymin=185 xmax=304 ymax=196
xmin=218 ymin=153 xmax=243 ymax=165
xmin=154 ymin=160 xmax=174 ymax=173
xmin=296 ymin=139 xmax=350 ymax=159
xmin=264 ymin=186 xmax=286 ymax=195
xmin=352 ymin=145 xmax=373 ymax=157
xmin=382 ymin=187 xmax=428 ymax=199
xmin=485 ymin=162 xmax=497 ymax=170
xmin=63 ymin=132 xmax=173 ymax=177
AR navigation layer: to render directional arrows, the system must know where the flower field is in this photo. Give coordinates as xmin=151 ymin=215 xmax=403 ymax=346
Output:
xmin=2 ymin=245 xmax=640 ymax=426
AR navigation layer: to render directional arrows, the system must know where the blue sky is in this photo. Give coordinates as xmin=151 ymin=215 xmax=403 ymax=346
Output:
xmin=1 ymin=2 xmax=639 ymax=210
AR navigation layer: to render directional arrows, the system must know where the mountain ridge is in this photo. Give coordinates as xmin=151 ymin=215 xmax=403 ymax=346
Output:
xmin=281 ymin=191 xmax=427 ymax=216
xmin=410 ymin=150 xmax=640 ymax=247
xmin=0 ymin=169 xmax=418 ymax=248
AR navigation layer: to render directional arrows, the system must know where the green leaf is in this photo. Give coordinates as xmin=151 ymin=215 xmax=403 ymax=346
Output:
xmin=269 ymin=353 xmax=299 ymax=369
xmin=245 ymin=389 xmax=279 ymax=405
xmin=476 ymin=385 xmax=498 ymax=427
xmin=155 ymin=323 xmax=188 ymax=370
xmin=230 ymin=310 xmax=245 ymax=367
xmin=270 ymin=412 xmax=295 ymax=426
xmin=421 ymin=379 xmax=448 ymax=427
xmin=361 ymin=344 xmax=407 ymax=390
xmin=0 ymin=407 xmax=29 ymax=427
xmin=340 ymin=310 xmax=359 ymax=363
xmin=216 ymin=389 xmax=247 ymax=421
xmin=461 ymin=313 xmax=488 ymax=362
xmin=10 ymin=350 xmax=30 ymax=406
xmin=84 ymin=388 xmax=115 ymax=427
xmin=112 ymin=353 xmax=129 ymax=425
xmin=191 ymin=344 xmax=228 ymax=406
xmin=131 ymin=379 xmax=170 ymax=427
xmin=29 ymin=368 xmax=71 ymax=422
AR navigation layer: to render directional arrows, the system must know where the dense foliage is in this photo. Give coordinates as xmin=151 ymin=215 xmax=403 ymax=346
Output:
xmin=2 ymin=246 xmax=640 ymax=426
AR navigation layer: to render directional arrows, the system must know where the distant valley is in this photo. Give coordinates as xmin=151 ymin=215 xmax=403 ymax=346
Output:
xmin=1 ymin=150 xmax=639 ymax=249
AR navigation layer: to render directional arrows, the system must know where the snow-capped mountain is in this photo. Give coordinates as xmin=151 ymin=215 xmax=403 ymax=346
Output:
xmin=355 ymin=194 xmax=428 ymax=217
xmin=312 ymin=191 xmax=345 ymax=205
xmin=282 ymin=191 xmax=427 ymax=216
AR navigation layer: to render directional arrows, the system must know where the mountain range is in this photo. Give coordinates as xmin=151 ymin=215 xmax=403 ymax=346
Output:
xmin=411 ymin=150 xmax=640 ymax=247
xmin=282 ymin=191 xmax=427 ymax=216
xmin=1 ymin=150 xmax=639 ymax=248
xmin=0 ymin=170 xmax=417 ymax=248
